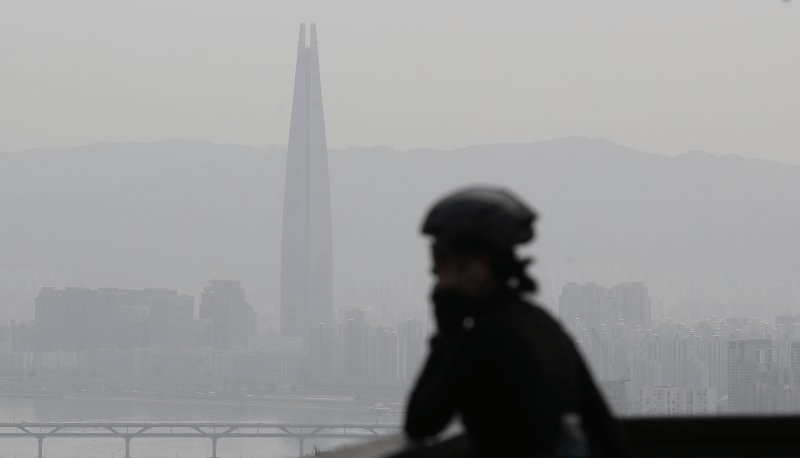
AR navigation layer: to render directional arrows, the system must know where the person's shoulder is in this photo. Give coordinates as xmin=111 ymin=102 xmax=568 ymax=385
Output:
xmin=472 ymin=292 xmax=564 ymax=334
xmin=514 ymin=296 xmax=560 ymax=323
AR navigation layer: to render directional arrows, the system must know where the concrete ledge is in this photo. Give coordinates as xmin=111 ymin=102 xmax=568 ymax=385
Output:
xmin=622 ymin=416 xmax=800 ymax=458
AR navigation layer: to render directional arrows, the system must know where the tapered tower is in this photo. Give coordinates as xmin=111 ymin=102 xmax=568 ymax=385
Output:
xmin=280 ymin=24 xmax=333 ymax=337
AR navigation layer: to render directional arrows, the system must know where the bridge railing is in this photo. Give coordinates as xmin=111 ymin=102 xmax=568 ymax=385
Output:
xmin=4 ymin=417 xmax=800 ymax=458
xmin=0 ymin=422 xmax=402 ymax=458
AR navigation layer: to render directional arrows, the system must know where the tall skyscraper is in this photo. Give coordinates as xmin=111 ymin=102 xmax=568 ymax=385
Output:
xmin=281 ymin=24 xmax=333 ymax=337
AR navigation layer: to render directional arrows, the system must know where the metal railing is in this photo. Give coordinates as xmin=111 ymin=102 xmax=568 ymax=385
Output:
xmin=0 ymin=422 xmax=401 ymax=458
xmin=4 ymin=417 xmax=800 ymax=458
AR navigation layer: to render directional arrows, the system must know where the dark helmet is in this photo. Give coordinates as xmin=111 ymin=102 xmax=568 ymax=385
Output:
xmin=421 ymin=186 xmax=537 ymax=250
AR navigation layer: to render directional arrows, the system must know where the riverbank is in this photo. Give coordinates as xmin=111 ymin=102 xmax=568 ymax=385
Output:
xmin=0 ymin=391 xmax=405 ymax=418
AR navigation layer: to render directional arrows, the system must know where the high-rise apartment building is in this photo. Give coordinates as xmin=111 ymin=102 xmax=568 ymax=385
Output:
xmin=308 ymin=323 xmax=335 ymax=379
xmin=559 ymin=282 xmax=652 ymax=334
xmin=398 ymin=318 xmax=426 ymax=382
xmin=728 ymin=339 xmax=781 ymax=413
xmin=612 ymin=282 xmax=652 ymax=329
xmin=198 ymin=280 xmax=256 ymax=350
xmin=336 ymin=311 xmax=369 ymax=381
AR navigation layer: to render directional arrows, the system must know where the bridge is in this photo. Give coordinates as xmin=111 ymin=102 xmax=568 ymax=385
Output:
xmin=4 ymin=417 xmax=800 ymax=457
xmin=0 ymin=422 xmax=401 ymax=458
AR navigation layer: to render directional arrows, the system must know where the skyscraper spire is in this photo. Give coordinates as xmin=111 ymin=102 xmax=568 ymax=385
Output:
xmin=298 ymin=23 xmax=306 ymax=48
xmin=280 ymin=23 xmax=333 ymax=337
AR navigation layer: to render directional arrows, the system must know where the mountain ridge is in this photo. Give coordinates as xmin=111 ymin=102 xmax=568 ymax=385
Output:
xmin=4 ymin=136 xmax=797 ymax=170
xmin=1 ymin=137 xmax=798 ymax=325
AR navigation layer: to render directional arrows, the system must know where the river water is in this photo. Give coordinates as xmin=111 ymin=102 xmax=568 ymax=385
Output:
xmin=0 ymin=395 xmax=402 ymax=458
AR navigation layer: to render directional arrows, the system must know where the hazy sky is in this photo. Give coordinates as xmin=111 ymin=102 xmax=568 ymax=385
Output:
xmin=1 ymin=1 xmax=798 ymax=162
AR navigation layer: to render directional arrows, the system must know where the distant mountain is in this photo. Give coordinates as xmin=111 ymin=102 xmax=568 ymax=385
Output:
xmin=1 ymin=137 xmax=799 ymax=323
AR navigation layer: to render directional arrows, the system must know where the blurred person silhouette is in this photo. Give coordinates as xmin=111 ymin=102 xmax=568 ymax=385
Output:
xmin=397 ymin=186 xmax=634 ymax=458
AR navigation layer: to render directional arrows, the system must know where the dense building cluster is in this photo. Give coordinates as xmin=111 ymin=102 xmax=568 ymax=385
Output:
xmin=0 ymin=280 xmax=425 ymax=390
xmin=35 ymin=281 xmax=255 ymax=351
xmin=3 ymin=277 xmax=799 ymax=414
xmin=35 ymin=287 xmax=195 ymax=351
xmin=561 ymin=282 xmax=800 ymax=415
xmin=305 ymin=310 xmax=426 ymax=385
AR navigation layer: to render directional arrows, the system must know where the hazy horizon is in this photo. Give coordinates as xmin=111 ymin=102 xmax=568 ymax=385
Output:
xmin=2 ymin=1 xmax=798 ymax=163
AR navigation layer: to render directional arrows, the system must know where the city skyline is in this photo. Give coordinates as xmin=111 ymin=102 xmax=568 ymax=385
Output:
xmin=16 ymin=279 xmax=800 ymax=417
xmin=1 ymin=2 xmax=799 ymax=456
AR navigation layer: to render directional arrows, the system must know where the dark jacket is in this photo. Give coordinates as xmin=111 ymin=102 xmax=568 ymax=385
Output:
xmin=404 ymin=290 xmax=633 ymax=458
